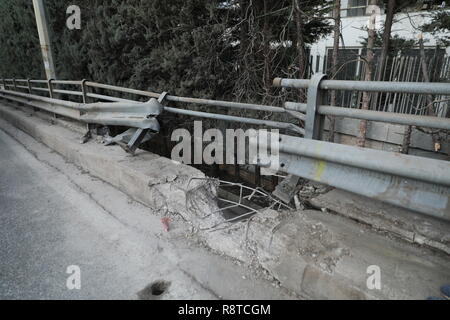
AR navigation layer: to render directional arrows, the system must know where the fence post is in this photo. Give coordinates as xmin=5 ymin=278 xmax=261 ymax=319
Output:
xmin=305 ymin=73 xmax=327 ymax=140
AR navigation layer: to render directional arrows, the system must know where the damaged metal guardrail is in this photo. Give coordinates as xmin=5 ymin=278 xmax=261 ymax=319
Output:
xmin=0 ymin=88 xmax=163 ymax=153
xmin=0 ymin=88 xmax=162 ymax=129
xmin=271 ymin=73 xmax=450 ymax=220
xmin=0 ymin=78 xmax=305 ymax=152
xmin=0 ymin=76 xmax=449 ymax=220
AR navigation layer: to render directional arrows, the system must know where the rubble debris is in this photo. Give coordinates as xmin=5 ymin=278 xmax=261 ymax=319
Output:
xmin=187 ymin=177 xmax=293 ymax=232
xmin=161 ymin=217 xmax=171 ymax=232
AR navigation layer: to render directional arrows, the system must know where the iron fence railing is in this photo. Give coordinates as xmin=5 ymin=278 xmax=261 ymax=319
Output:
xmin=274 ymin=74 xmax=450 ymax=131
xmin=271 ymin=73 xmax=450 ymax=220
xmin=0 ymin=75 xmax=449 ymax=220
xmin=0 ymin=77 xmax=305 ymax=135
xmin=319 ymin=49 xmax=450 ymax=116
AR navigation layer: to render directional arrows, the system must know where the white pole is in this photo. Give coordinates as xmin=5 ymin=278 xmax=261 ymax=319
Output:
xmin=32 ymin=0 xmax=56 ymax=80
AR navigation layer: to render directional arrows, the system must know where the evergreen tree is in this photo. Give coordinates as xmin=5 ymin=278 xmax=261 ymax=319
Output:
xmin=0 ymin=0 xmax=43 ymax=78
xmin=0 ymin=0 xmax=332 ymax=105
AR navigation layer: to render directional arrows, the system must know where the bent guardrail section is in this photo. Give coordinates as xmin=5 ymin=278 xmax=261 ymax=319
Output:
xmin=0 ymin=76 xmax=449 ymax=220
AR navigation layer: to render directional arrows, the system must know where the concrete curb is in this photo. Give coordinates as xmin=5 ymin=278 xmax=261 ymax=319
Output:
xmin=310 ymin=189 xmax=450 ymax=255
xmin=1 ymin=102 xmax=449 ymax=300
xmin=0 ymin=103 xmax=221 ymax=229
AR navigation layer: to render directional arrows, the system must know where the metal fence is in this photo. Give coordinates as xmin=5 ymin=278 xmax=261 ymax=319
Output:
xmin=0 ymin=77 xmax=305 ymax=152
xmin=0 ymin=75 xmax=449 ymax=221
xmin=274 ymin=74 xmax=450 ymax=132
xmin=272 ymin=73 xmax=450 ymax=221
xmin=318 ymin=49 xmax=450 ymax=116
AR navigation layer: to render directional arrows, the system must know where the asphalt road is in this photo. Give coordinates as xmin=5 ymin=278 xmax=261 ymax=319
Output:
xmin=0 ymin=126 xmax=293 ymax=300
xmin=0 ymin=127 xmax=167 ymax=299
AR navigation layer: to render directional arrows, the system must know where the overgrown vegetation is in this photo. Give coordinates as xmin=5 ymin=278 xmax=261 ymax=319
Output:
xmin=0 ymin=0 xmax=332 ymax=105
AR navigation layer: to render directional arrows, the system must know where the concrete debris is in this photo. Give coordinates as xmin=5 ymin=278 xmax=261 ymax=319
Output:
xmin=298 ymin=182 xmax=331 ymax=200
xmin=161 ymin=217 xmax=171 ymax=232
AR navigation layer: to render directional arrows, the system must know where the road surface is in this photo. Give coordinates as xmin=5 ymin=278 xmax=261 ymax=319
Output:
xmin=0 ymin=126 xmax=294 ymax=300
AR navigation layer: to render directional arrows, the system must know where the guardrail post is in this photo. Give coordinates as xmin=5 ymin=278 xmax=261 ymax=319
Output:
xmin=47 ymin=78 xmax=57 ymax=118
xmin=305 ymin=73 xmax=327 ymax=140
xmin=125 ymin=129 xmax=148 ymax=155
xmin=273 ymin=73 xmax=327 ymax=203
xmin=80 ymin=79 xmax=92 ymax=135
xmin=2 ymin=78 xmax=6 ymax=90
xmin=13 ymin=78 xmax=17 ymax=91
xmin=47 ymin=79 xmax=54 ymax=98
xmin=27 ymin=79 xmax=32 ymax=94
xmin=28 ymin=79 xmax=38 ymax=112
xmin=81 ymin=79 xmax=88 ymax=104
xmin=158 ymin=91 xmax=169 ymax=104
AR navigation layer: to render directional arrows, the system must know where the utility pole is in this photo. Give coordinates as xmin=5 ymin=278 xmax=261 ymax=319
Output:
xmin=32 ymin=0 xmax=56 ymax=80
